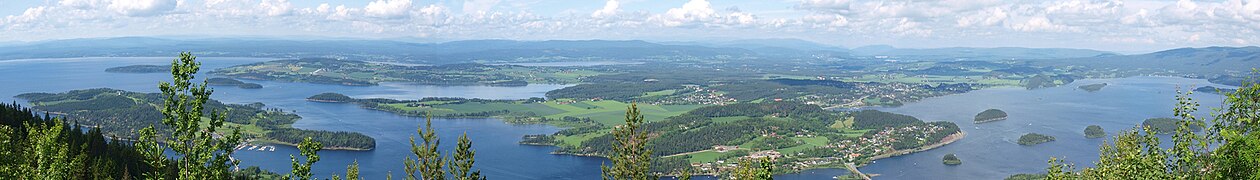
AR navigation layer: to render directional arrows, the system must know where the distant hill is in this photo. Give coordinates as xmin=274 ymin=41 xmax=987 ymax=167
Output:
xmin=0 ymin=37 xmax=753 ymax=64
xmin=1041 ymin=46 xmax=1260 ymax=75
xmin=848 ymin=45 xmax=1116 ymax=60
xmin=660 ymin=38 xmax=846 ymax=57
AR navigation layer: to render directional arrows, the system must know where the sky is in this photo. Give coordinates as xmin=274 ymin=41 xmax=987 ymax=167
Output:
xmin=1 ymin=0 xmax=1258 ymax=52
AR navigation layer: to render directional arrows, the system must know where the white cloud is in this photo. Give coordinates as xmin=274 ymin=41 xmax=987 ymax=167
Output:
xmin=654 ymin=0 xmax=756 ymax=27
xmin=108 ymin=0 xmax=178 ymax=16
xmin=365 ymin=0 xmax=412 ymax=19
xmin=591 ymin=0 xmax=619 ymax=18
xmin=260 ymin=0 xmax=293 ymax=17
xmin=1008 ymin=16 xmax=1068 ymax=32
xmin=463 ymin=0 xmax=500 ymax=13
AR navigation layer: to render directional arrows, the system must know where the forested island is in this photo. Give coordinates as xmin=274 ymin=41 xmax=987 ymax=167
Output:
xmin=307 ymin=92 xmax=355 ymax=103
xmin=1142 ymin=117 xmax=1201 ymax=134
xmin=207 ymin=77 xmax=263 ymax=89
xmin=974 ymin=109 xmax=1008 ymax=123
xmin=1194 ymin=86 xmax=1236 ymax=94
xmin=104 ymin=65 xmax=169 ymax=73
xmin=942 ymin=153 xmax=962 ymax=165
xmin=1022 ymin=74 xmax=1076 ymax=89
xmin=1084 ymin=125 xmax=1106 ymax=138
xmin=14 ymin=88 xmax=375 ymax=150
xmin=211 ymin=58 xmax=599 ymax=86
xmin=1017 ymin=133 xmax=1055 ymax=145
xmin=1078 ymin=83 xmax=1107 ymax=92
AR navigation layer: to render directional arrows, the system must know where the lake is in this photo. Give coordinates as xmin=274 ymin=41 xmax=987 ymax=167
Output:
xmin=0 ymin=57 xmax=1232 ymax=179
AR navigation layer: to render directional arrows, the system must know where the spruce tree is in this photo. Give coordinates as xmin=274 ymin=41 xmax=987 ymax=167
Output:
xmin=449 ymin=133 xmax=484 ymax=180
xmin=601 ymin=103 xmax=655 ymax=180
xmin=405 ymin=114 xmax=444 ymax=180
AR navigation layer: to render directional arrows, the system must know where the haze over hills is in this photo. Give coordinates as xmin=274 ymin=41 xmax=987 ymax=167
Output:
xmin=1039 ymin=46 xmax=1260 ymax=75
xmin=0 ymin=36 xmax=1146 ymax=63
xmin=848 ymin=45 xmax=1118 ymax=60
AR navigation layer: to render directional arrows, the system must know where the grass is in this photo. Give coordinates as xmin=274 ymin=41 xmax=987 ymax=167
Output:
xmin=378 ymin=99 xmax=708 ymax=126
xmin=840 ymin=129 xmax=872 ymax=138
xmin=777 ymin=136 xmax=829 ymax=154
xmin=641 ymin=89 xmax=678 ymax=97
xmin=555 ymin=130 xmax=608 ymax=147
xmin=687 ymin=151 xmax=728 ymax=163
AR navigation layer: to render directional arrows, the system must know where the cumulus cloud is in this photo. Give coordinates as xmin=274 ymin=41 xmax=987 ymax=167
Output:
xmin=108 ymin=0 xmax=178 ymax=16
xmin=365 ymin=0 xmax=413 ymax=19
xmin=259 ymin=0 xmax=293 ymax=16
xmin=591 ymin=0 xmax=619 ymax=18
xmin=653 ymin=0 xmax=756 ymax=27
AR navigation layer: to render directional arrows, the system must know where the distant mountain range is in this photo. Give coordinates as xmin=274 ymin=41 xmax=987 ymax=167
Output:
xmin=847 ymin=45 xmax=1118 ymax=60
xmin=0 ymin=37 xmax=754 ymax=63
xmin=0 ymin=37 xmax=1139 ymax=63
xmin=1041 ymin=46 xmax=1259 ymax=75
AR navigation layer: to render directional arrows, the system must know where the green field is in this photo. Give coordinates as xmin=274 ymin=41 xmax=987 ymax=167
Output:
xmin=377 ymin=99 xmax=707 ymax=126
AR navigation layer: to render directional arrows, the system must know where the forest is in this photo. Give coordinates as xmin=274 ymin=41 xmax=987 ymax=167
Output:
xmin=14 ymin=88 xmax=376 ymax=150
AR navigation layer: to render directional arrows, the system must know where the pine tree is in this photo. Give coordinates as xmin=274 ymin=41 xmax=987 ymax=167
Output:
xmin=346 ymin=160 xmax=361 ymax=180
xmin=601 ymin=103 xmax=655 ymax=180
xmin=287 ymin=137 xmax=322 ymax=180
xmin=138 ymin=52 xmax=243 ymax=179
xmin=405 ymin=114 xmax=444 ymax=180
xmin=449 ymin=133 xmax=484 ymax=180
xmin=26 ymin=121 xmax=78 ymax=179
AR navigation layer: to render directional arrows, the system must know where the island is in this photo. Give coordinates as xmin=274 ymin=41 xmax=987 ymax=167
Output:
xmin=210 ymin=58 xmax=600 ymax=86
xmin=1017 ymin=133 xmax=1055 ymax=145
xmin=307 ymin=92 xmax=355 ymax=103
xmin=207 ymin=77 xmax=263 ymax=89
xmin=1084 ymin=125 xmax=1106 ymax=138
xmin=942 ymin=153 xmax=962 ymax=165
xmin=1194 ymin=86 xmax=1236 ymax=95
xmin=1078 ymin=83 xmax=1107 ymax=92
xmin=15 ymin=88 xmax=375 ymax=150
xmin=974 ymin=109 xmax=1008 ymax=123
xmin=1142 ymin=117 xmax=1201 ymax=134
xmin=104 ymin=65 xmax=169 ymax=73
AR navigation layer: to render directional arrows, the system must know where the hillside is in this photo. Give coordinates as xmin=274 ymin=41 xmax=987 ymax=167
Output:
xmin=848 ymin=46 xmax=1115 ymax=60
xmin=14 ymin=88 xmax=375 ymax=150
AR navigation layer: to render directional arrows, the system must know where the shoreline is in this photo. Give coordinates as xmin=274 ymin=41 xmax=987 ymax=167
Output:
xmin=867 ymin=130 xmax=966 ymax=161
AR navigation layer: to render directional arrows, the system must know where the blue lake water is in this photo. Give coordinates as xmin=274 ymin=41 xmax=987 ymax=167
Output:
xmin=0 ymin=57 xmax=1232 ymax=179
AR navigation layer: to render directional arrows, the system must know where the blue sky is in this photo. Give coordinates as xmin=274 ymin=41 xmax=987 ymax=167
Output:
xmin=1 ymin=0 xmax=1258 ymax=52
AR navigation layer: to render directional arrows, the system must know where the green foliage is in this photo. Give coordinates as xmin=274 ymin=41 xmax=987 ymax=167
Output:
xmin=1083 ymin=125 xmax=1105 ymax=139
xmin=942 ymin=153 xmax=961 ymax=165
xmin=601 ymin=103 xmax=657 ymax=180
xmin=974 ymin=109 xmax=1007 ymax=122
xmin=1017 ymin=133 xmax=1055 ymax=146
xmin=405 ymin=114 xmax=445 ymax=180
xmin=287 ymin=137 xmax=322 ymax=180
xmin=346 ymin=160 xmax=361 ymax=180
xmin=140 ymin=52 xmax=243 ymax=179
xmin=725 ymin=158 xmax=773 ymax=180
xmin=852 ymin=109 xmax=924 ymax=129
xmin=449 ymin=133 xmax=484 ymax=180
